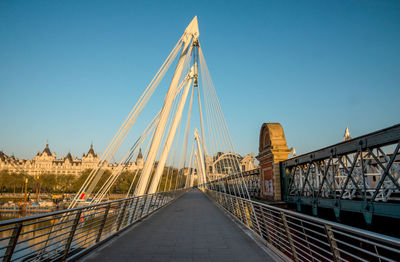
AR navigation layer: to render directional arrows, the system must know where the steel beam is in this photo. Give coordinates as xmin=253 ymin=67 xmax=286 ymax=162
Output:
xmin=284 ymin=196 xmax=400 ymax=219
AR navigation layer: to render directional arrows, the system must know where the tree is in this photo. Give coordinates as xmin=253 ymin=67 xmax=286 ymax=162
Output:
xmin=72 ymin=169 xmax=113 ymax=195
xmin=113 ymin=171 xmax=138 ymax=194
xmin=39 ymin=173 xmax=57 ymax=193
xmin=72 ymin=169 xmax=90 ymax=192
xmin=56 ymin=174 xmax=76 ymax=192
xmin=0 ymin=170 xmax=11 ymax=193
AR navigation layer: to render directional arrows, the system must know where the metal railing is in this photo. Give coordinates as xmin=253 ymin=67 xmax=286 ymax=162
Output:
xmin=208 ymin=169 xmax=261 ymax=198
xmin=204 ymin=188 xmax=400 ymax=262
xmin=280 ymin=123 xmax=400 ymax=222
xmin=0 ymin=189 xmax=186 ymax=262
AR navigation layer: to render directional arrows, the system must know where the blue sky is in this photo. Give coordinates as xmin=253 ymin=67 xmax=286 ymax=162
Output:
xmin=1 ymin=0 xmax=399 ymax=159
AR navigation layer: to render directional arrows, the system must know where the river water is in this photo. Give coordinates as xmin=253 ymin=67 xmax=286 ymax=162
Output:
xmin=0 ymin=210 xmax=107 ymax=261
xmin=0 ymin=212 xmax=29 ymax=221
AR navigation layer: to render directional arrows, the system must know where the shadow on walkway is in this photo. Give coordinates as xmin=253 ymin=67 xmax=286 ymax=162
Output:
xmin=83 ymin=189 xmax=274 ymax=262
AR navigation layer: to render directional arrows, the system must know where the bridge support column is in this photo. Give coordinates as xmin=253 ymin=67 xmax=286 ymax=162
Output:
xmin=256 ymin=123 xmax=291 ymax=201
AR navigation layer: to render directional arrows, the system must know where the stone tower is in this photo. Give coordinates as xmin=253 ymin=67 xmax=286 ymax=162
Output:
xmin=256 ymin=123 xmax=291 ymax=201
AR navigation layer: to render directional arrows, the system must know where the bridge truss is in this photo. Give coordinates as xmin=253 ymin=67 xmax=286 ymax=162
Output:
xmin=281 ymin=124 xmax=400 ymax=224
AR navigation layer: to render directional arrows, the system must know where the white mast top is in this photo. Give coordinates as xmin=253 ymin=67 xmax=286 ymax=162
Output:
xmin=184 ymin=16 xmax=200 ymax=39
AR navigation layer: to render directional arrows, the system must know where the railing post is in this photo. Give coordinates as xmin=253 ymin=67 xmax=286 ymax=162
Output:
xmin=148 ymin=194 xmax=155 ymax=213
xmin=222 ymin=192 xmax=228 ymax=208
xmin=116 ymin=200 xmax=128 ymax=231
xmin=147 ymin=194 xmax=157 ymax=214
xmin=127 ymin=198 xmax=135 ymax=220
xmin=158 ymin=194 xmax=163 ymax=206
xmin=155 ymin=193 xmax=162 ymax=208
xmin=252 ymin=203 xmax=263 ymax=236
xmin=259 ymin=207 xmax=271 ymax=244
xmin=217 ymin=191 xmax=223 ymax=205
xmin=221 ymin=192 xmax=229 ymax=211
xmin=280 ymin=211 xmax=299 ymax=262
xmin=230 ymin=195 xmax=238 ymax=216
xmin=62 ymin=210 xmax=82 ymax=261
xmin=229 ymin=194 xmax=236 ymax=214
xmin=129 ymin=198 xmax=140 ymax=224
xmin=96 ymin=204 xmax=111 ymax=243
xmin=139 ymin=195 xmax=148 ymax=218
xmin=240 ymin=199 xmax=250 ymax=226
xmin=158 ymin=193 xmax=164 ymax=208
xmin=325 ymin=225 xmax=341 ymax=262
xmin=237 ymin=198 xmax=246 ymax=224
xmin=4 ymin=222 xmax=23 ymax=262
xmin=160 ymin=194 xmax=166 ymax=206
xmin=300 ymin=220 xmax=315 ymax=262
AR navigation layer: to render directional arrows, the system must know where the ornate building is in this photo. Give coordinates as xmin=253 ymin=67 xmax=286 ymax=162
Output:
xmin=205 ymin=152 xmax=256 ymax=173
xmin=204 ymin=152 xmax=256 ymax=181
xmin=0 ymin=143 xmax=144 ymax=176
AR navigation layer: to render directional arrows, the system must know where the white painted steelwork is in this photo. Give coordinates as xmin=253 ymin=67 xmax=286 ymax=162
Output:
xmin=71 ymin=16 xmax=253 ymax=207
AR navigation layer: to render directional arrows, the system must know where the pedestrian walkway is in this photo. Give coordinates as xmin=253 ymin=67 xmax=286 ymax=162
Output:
xmin=83 ymin=190 xmax=275 ymax=262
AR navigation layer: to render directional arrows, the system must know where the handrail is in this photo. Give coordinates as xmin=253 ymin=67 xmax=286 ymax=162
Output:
xmin=283 ymin=123 xmax=400 ymax=166
xmin=280 ymin=123 xmax=400 ymax=222
xmin=0 ymin=189 xmax=186 ymax=262
xmin=0 ymin=190 xmax=175 ymax=227
xmin=204 ymin=188 xmax=400 ymax=262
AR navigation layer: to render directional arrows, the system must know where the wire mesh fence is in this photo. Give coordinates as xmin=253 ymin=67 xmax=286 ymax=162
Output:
xmin=0 ymin=189 xmax=186 ymax=262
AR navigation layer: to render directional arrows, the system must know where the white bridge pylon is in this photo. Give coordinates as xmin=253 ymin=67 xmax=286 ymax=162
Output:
xmin=69 ymin=16 xmax=251 ymax=209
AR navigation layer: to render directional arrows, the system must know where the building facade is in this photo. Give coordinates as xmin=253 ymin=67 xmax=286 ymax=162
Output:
xmin=204 ymin=152 xmax=257 ymax=181
xmin=0 ymin=143 xmax=144 ymax=176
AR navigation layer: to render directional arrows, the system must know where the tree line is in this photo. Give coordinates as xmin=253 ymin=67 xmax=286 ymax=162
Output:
xmin=0 ymin=168 xmax=189 ymax=195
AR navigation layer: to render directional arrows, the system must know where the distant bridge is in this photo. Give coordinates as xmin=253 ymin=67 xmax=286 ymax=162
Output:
xmin=214 ymin=124 xmax=400 ymax=225
xmin=281 ymin=123 xmax=400 ymax=224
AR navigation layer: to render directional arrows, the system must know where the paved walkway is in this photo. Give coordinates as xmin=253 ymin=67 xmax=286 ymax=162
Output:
xmin=84 ymin=190 xmax=274 ymax=262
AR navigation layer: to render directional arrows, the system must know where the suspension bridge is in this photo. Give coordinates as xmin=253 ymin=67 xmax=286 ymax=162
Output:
xmin=1 ymin=17 xmax=399 ymax=262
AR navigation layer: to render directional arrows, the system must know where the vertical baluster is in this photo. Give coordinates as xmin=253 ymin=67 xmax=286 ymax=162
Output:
xmin=62 ymin=210 xmax=82 ymax=261
xmin=139 ymin=195 xmax=148 ymax=218
xmin=116 ymin=200 xmax=128 ymax=231
xmin=325 ymin=225 xmax=341 ymax=262
xmin=130 ymin=198 xmax=140 ymax=224
xmin=259 ymin=206 xmax=271 ymax=244
xmin=239 ymin=198 xmax=247 ymax=224
xmin=280 ymin=212 xmax=299 ymax=262
xmin=156 ymin=194 xmax=163 ymax=208
xmin=147 ymin=195 xmax=155 ymax=214
xmin=96 ymin=204 xmax=111 ymax=243
xmin=3 ymin=222 xmax=23 ymax=262
xmin=300 ymin=220 xmax=315 ymax=262
xmin=157 ymin=193 xmax=164 ymax=208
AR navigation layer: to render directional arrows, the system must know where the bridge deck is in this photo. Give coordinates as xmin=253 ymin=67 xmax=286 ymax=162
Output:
xmin=83 ymin=190 xmax=274 ymax=262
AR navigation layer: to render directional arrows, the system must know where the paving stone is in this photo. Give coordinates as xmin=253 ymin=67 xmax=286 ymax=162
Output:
xmin=83 ymin=190 xmax=275 ymax=262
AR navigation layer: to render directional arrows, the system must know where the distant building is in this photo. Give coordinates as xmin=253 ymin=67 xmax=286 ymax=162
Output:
xmin=204 ymin=152 xmax=256 ymax=180
xmin=289 ymin=148 xmax=296 ymax=158
xmin=0 ymin=143 xmax=144 ymax=176
xmin=343 ymin=126 xmax=352 ymax=141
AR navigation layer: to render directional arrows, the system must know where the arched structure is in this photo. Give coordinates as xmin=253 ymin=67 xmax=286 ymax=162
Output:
xmin=259 ymin=123 xmax=288 ymax=153
xmin=205 ymin=152 xmax=256 ymax=177
xmin=257 ymin=123 xmax=291 ymax=200
xmin=211 ymin=152 xmax=242 ymax=172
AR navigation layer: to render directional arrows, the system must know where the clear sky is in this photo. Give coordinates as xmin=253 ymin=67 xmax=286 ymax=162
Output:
xmin=1 ymin=0 xmax=399 ymax=160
